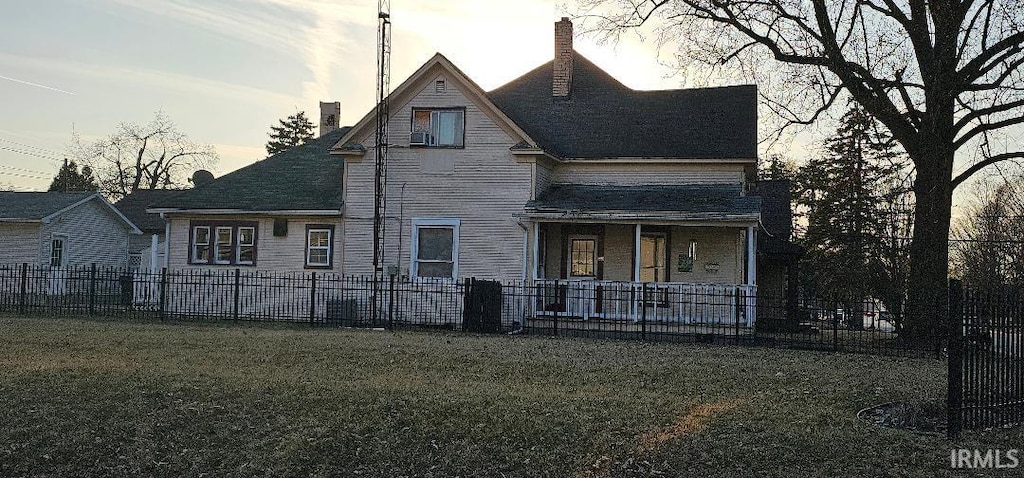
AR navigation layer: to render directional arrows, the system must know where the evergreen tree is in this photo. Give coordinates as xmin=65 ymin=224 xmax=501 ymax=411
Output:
xmin=796 ymin=105 xmax=911 ymax=328
xmin=48 ymin=159 xmax=99 ymax=192
xmin=266 ymin=112 xmax=315 ymax=156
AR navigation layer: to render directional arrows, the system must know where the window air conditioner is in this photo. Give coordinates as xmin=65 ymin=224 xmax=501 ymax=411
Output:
xmin=409 ymin=131 xmax=430 ymax=146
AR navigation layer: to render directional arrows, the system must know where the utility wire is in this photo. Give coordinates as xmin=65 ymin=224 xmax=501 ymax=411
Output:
xmin=0 ymin=137 xmax=65 ymax=157
xmin=0 ymin=162 xmax=53 ymax=176
xmin=0 ymin=145 xmax=63 ymax=163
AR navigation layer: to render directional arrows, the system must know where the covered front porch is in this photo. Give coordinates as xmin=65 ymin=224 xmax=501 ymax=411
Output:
xmin=522 ymin=184 xmax=761 ymax=326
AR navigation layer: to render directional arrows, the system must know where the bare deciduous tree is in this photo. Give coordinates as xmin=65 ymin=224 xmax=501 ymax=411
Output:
xmin=575 ymin=0 xmax=1024 ymax=341
xmin=73 ymin=111 xmax=218 ymax=200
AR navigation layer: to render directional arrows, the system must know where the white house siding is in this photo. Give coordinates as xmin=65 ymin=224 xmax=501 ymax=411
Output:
xmin=552 ymin=162 xmax=746 ymax=186
xmin=343 ymin=69 xmax=533 ymax=281
xmin=38 ymin=199 xmax=131 ymax=268
xmin=0 ymin=223 xmax=42 ymax=265
xmin=165 ymin=215 xmax=343 ymax=273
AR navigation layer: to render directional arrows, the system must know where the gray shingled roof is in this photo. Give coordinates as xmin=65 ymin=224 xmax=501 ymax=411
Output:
xmin=114 ymin=189 xmax=183 ymax=233
xmin=0 ymin=192 xmax=96 ymax=220
xmin=488 ymin=52 xmax=757 ymax=159
xmin=150 ymin=128 xmax=349 ymax=211
xmin=526 ymin=184 xmax=760 ymax=217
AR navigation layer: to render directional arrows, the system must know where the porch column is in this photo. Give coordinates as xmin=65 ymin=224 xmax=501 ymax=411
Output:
xmin=532 ymin=222 xmax=540 ymax=281
xmin=746 ymin=225 xmax=756 ymax=285
xmin=633 ymin=224 xmax=642 ymax=282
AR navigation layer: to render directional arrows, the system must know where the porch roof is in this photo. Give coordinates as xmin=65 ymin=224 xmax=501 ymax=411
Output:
xmin=524 ymin=184 xmax=761 ymax=223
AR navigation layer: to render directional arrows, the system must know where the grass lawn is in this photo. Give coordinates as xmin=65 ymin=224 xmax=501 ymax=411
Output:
xmin=0 ymin=316 xmax=1020 ymax=477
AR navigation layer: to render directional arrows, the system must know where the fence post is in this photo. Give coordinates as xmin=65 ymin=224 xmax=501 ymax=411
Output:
xmin=158 ymin=267 xmax=167 ymax=321
xmin=88 ymin=263 xmax=97 ymax=315
xmin=232 ymin=268 xmax=241 ymax=321
xmin=833 ymin=304 xmax=840 ymax=352
xmin=388 ymin=274 xmax=396 ymax=330
xmin=641 ymin=283 xmax=647 ymax=341
xmin=734 ymin=288 xmax=741 ymax=340
xmin=553 ymin=279 xmax=559 ymax=337
xmin=18 ymin=263 xmax=28 ymax=315
xmin=309 ymin=272 xmax=317 ymax=326
xmin=947 ymin=280 xmax=964 ymax=440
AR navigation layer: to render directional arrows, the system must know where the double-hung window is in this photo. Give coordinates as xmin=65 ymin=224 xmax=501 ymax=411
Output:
xmin=305 ymin=225 xmax=334 ymax=268
xmin=190 ymin=222 xmax=257 ymax=266
xmin=411 ymin=218 xmax=460 ymax=279
xmin=50 ymin=235 xmax=66 ymax=267
xmin=411 ymin=108 xmax=465 ymax=147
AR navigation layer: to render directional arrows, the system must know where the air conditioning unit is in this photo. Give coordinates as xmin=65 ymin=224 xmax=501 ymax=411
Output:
xmin=409 ymin=131 xmax=430 ymax=146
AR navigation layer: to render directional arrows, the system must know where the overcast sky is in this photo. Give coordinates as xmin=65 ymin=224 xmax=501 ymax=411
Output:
xmin=0 ymin=0 xmax=723 ymax=191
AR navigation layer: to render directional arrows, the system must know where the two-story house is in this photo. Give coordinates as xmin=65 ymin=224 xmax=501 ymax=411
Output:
xmin=333 ymin=18 xmax=760 ymax=325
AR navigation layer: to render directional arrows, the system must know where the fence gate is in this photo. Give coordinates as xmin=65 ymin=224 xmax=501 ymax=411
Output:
xmin=947 ymin=280 xmax=1024 ymax=439
xmin=463 ymin=278 xmax=502 ymax=333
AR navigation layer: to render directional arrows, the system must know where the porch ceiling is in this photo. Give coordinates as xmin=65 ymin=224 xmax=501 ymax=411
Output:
xmin=524 ymin=184 xmax=761 ymax=223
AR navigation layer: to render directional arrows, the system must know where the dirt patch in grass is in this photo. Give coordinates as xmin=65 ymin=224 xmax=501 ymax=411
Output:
xmin=637 ymin=399 xmax=743 ymax=452
xmin=579 ymin=399 xmax=743 ymax=477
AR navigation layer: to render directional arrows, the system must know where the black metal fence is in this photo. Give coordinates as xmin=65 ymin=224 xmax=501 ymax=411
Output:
xmin=0 ymin=264 xmax=942 ymax=357
xmin=947 ymin=280 xmax=1024 ymax=438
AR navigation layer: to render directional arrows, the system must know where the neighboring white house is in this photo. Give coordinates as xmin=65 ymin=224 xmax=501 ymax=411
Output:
xmin=0 ymin=192 xmax=141 ymax=268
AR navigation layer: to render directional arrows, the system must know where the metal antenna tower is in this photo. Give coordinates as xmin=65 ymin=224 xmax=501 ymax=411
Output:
xmin=371 ymin=0 xmax=391 ymax=326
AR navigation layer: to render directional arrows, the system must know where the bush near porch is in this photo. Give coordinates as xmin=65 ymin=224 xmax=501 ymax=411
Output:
xmin=0 ymin=316 xmax=1018 ymax=477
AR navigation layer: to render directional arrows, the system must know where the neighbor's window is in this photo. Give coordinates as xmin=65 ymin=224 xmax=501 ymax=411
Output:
xmin=50 ymin=235 xmax=66 ymax=267
xmin=411 ymin=108 xmax=465 ymax=147
xmin=305 ymin=225 xmax=334 ymax=268
xmin=412 ymin=218 xmax=460 ymax=279
xmin=189 ymin=222 xmax=257 ymax=266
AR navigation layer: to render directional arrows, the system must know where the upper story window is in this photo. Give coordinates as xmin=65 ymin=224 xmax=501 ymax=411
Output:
xmin=410 ymin=108 xmax=465 ymax=148
xmin=190 ymin=222 xmax=258 ymax=266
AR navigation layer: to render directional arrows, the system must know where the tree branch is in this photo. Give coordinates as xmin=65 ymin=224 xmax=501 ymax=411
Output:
xmin=953 ymin=151 xmax=1024 ymax=189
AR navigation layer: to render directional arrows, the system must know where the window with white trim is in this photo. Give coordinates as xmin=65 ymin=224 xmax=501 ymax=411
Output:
xmin=411 ymin=218 xmax=460 ymax=279
xmin=50 ymin=235 xmax=66 ymax=267
xmin=305 ymin=225 xmax=334 ymax=268
xmin=192 ymin=226 xmax=211 ymax=263
xmin=411 ymin=108 xmax=465 ymax=147
xmin=189 ymin=222 xmax=258 ymax=266
xmin=237 ymin=227 xmax=255 ymax=265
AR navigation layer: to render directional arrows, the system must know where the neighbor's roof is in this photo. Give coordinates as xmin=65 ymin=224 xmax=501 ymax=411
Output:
xmin=114 ymin=189 xmax=184 ymax=233
xmin=525 ymin=184 xmax=761 ymax=222
xmin=489 ymin=52 xmax=758 ymax=160
xmin=0 ymin=191 xmax=141 ymax=233
xmin=150 ymin=128 xmax=349 ymax=213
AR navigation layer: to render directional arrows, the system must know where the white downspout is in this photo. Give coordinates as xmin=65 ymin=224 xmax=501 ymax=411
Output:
xmin=532 ymin=223 xmax=540 ymax=281
xmin=162 ymin=213 xmax=170 ymax=269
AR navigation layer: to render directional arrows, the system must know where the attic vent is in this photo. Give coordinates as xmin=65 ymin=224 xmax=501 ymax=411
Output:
xmin=435 ymin=78 xmax=446 ymax=93
xmin=273 ymin=218 xmax=288 ymax=237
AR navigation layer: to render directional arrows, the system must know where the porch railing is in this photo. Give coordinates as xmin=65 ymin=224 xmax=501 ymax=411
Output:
xmin=531 ymin=279 xmax=757 ymax=326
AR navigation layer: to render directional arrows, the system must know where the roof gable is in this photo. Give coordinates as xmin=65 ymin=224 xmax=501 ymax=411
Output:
xmin=488 ymin=52 xmax=758 ymax=160
xmin=0 ymin=191 xmax=141 ymax=233
xmin=331 ymin=53 xmax=537 ymax=152
xmin=150 ymin=128 xmax=348 ymax=212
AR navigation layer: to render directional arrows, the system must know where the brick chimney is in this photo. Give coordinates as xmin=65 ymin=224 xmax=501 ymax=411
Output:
xmin=553 ymin=17 xmax=573 ymax=98
xmin=319 ymin=101 xmax=341 ymax=137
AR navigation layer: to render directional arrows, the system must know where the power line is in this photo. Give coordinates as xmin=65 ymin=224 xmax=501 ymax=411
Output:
xmin=0 ymin=170 xmax=49 ymax=181
xmin=0 ymin=145 xmax=63 ymax=163
xmin=0 ymin=162 xmax=53 ymax=176
xmin=0 ymin=137 xmax=65 ymax=157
